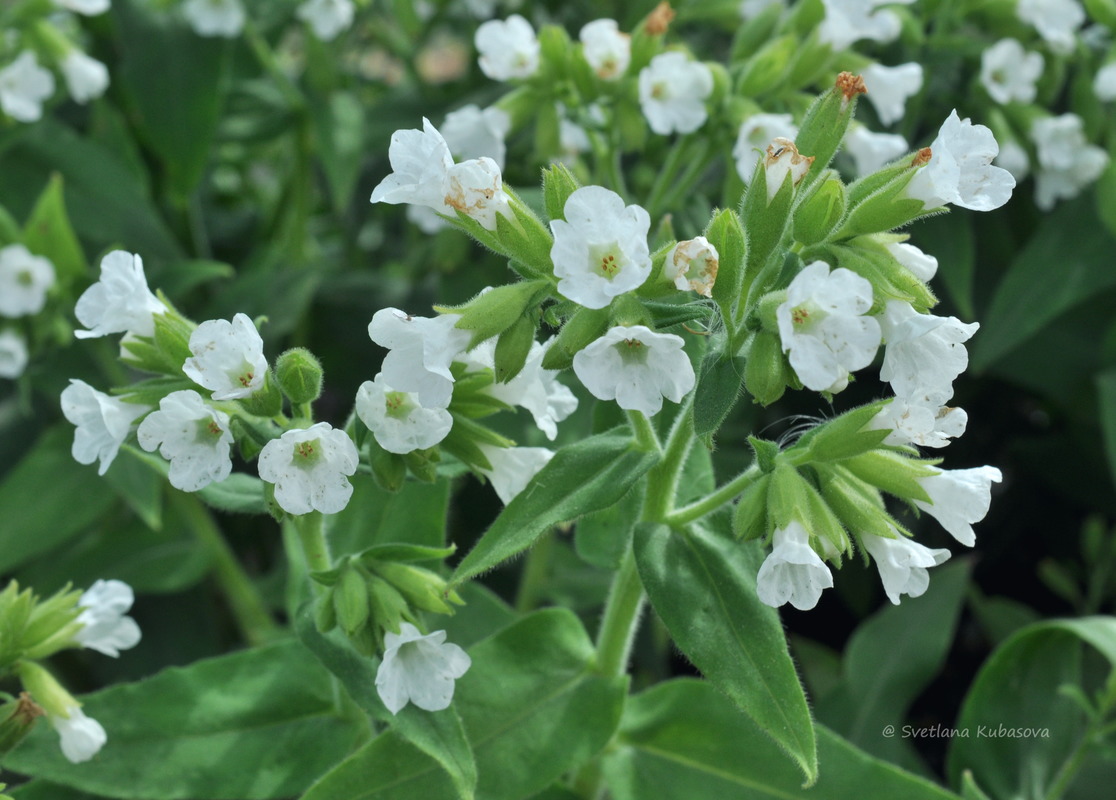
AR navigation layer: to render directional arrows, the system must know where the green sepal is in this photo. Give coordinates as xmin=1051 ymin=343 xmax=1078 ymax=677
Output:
xmin=766 ymin=460 xmax=810 ymax=531
xmin=542 ymin=164 xmax=581 ymax=223
xmin=816 ymin=464 xmax=908 ymax=542
xmin=730 ymin=0 xmax=782 ymax=63
xmin=314 ymin=592 xmax=337 ymax=633
xmin=356 ymin=543 xmax=457 ymax=564
xmin=494 ymin=315 xmax=536 ymax=383
xmin=793 ymin=74 xmax=863 ymax=195
xmin=229 ymin=413 xmax=281 ymax=448
xmin=704 ymin=208 xmax=748 ymax=327
xmin=364 ymin=576 xmax=413 ymax=653
xmin=366 ymin=561 xmax=463 ymax=616
xmin=838 ymin=157 xmax=932 ymax=238
xmin=238 ymin=371 xmax=283 ymax=418
xmin=369 ymin=440 xmax=407 ymax=493
xmin=743 ymin=330 xmax=789 ymax=405
xmin=794 ymin=175 xmax=848 ymax=246
xmin=151 ymin=307 xmax=196 ymax=376
xmin=537 ymin=23 xmax=573 ymax=84
xmin=436 ymin=279 xmax=551 ymax=349
xmin=309 ymin=567 xmax=343 ymax=587
xmin=334 ymin=562 xmax=370 ymax=637
xmin=736 ymin=35 xmax=796 ymax=97
xmin=828 ymin=240 xmax=938 ymax=310
xmin=800 ymin=400 xmax=891 ymax=461
xmin=739 ymin=152 xmax=794 ymax=302
xmin=275 ymin=348 xmax=324 ymax=405
xmin=841 ymin=450 xmax=938 ymax=503
xmin=448 ymin=415 xmax=515 ymax=449
xmin=404 ymin=447 xmax=440 ymax=483
xmin=541 ymin=305 xmax=611 ymax=370
xmin=110 ymin=376 xmax=196 ymax=407
xmin=641 ymin=300 xmax=711 ymax=331
xmin=0 ymin=694 xmax=42 ymax=757
xmin=732 ymin=471 xmax=771 ymax=540
xmin=748 ymin=436 xmax=781 ymax=474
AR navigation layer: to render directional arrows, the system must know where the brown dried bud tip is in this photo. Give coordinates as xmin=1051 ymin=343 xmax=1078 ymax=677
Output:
xmin=764 ymin=138 xmax=815 ymax=202
xmin=836 ymin=72 xmax=867 ymax=102
xmin=14 ymin=693 xmax=44 ymax=724
xmin=645 ymin=2 xmax=675 ymax=36
xmin=912 ymin=147 xmax=932 ymax=167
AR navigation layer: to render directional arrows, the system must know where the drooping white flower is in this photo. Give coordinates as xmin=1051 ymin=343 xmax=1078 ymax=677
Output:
xmin=442 ymin=157 xmax=512 ymax=230
xmin=370 ymin=118 xmax=454 ymax=213
xmin=73 ymin=579 xmax=141 ymax=657
xmin=550 ymin=186 xmax=651 ymax=309
xmin=441 ymin=104 xmax=511 ymax=169
xmin=296 ymin=0 xmax=355 ymax=41
xmin=477 ymin=444 xmax=554 ymax=504
xmin=55 ymin=0 xmax=111 ymax=14
xmin=869 ymin=392 xmax=968 ymax=448
xmin=818 ymin=0 xmax=915 ymax=51
xmin=1016 ymin=0 xmax=1085 ymax=53
xmin=0 ymin=244 xmax=55 ymax=317
xmin=182 ymin=0 xmax=246 ymax=38
xmin=572 ymin=325 xmax=696 ymax=417
xmin=913 ymin=465 xmax=1003 ymax=547
xmin=904 ymin=110 xmax=1015 ymax=212
xmin=1031 ymin=113 xmax=1109 ymax=211
xmin=861 ymin=62 xmax=923 ymax=126
xmin=355 ymin=374 xmax=453 ymax=454
xmin=475 ymin=15 xmax=540 ymax=81
xmin=883 ymin=240 xmax=937 ymax=282
xmin=979 ymin=39 xmax=1043 ymax=105
xmin=1094 ymin=62 xmax=1116 ymax=102
xmin=257 ymin=422 xmax=359 ymax=515
xmin=580 ymin=19 xmax=631 ymax=81
xmin=368 ymin=309 xmax=471 ymax=408
xmin=61 ymin=379 xmax=147 ymax=476
xmin=0 ymin=330 xmax=29 ymax=379
xmin=638 ymin=52 xmax=714 ymax=136
xmin=51 ymin=705 xmax=107 ymax=764
xmin=860 ymin=529 xmax=951 ymax=604
xmin=734 ymin=113 xmax=798 ymax=183
xmin=74 ymin=250 xmax=167 ymax=340
xmin=756 ymin=521 xmax=834 ymax=611
xmin=0 ymin=52 xmax=55 ymax=123
xmin=776 ymin=261 xmax=881 ymax=394
xmin=60 ymin=51 xmax=109 ymax=104
xmin=137 ymin=390 xmax=234 ymax=491
xmin=183 ymin=313 xmax=268 ymax=401
xmin=665 ymin=237 xmax=719 ymax=297
xmin=879 ymin=300 xmax=978 ymax=400
xmin=375 ymin=623 xmax=471 ymax=714
xmin=844 ymin=124 xmax=909 ymax=177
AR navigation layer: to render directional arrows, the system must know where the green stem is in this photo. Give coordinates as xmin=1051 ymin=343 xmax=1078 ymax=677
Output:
xmin=294 ymin=513 xmax=333 ymax=574
xmin=666 ymin=463 xmax=761 ymax=527
xmin=1044 ymin=679 xmax=1116 ymax=800
xmin=593 ymin=548 xmax=645 ymax=679
xmin=514 ymin=530 xmax=554 ymax=613
xmin=173 ymin=492 xmax=280 ymax=646
xmin=626 ymin=410 xmax=661 ymax=454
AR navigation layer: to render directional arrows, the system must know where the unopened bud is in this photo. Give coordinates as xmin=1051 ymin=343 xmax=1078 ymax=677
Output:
xmin=664 ymin=237 xmax=719 ymax=297
xmin=0 ymin=694 xmax=43 ymax=756
xmin=276 ymin=348 xmax=324 ymax=405
xmin=744 ymin=330 xmax=789 ymax=406
xmin=764 ymin=138 xmax=814 ymax=203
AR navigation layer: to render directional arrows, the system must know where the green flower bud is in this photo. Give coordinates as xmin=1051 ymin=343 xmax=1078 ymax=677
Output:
xmin=541 ymin=305 xmax=611 ymax=370
xmin=334 ymin=564 xmax=370 ymax=638
xmin=537 ymin=24 xmax=573 ymax=84
xmin=404 ymin=448 xmax=440 ymax=484
xmin=366 ymin=561 xmax=464 ymax=616
xmin=0 ymin=693 xmax=43 ymax=757
xmin=314 ymin=592 xmax=337 ymax=634
xmin=239 ymin=370 xmax=283 ymax=418
xmin=743 ymin=330 xmax=788 ymax=406
xmin=494 ymin=315 xmax=537 ymax=384
xmin=794 ymin=176 xmax=847 ymax=246
xmin=16 ymin=661 xmax=76 ymax=719
xmin=841 ymin=450 xmax=938 ymax=503
xmin=837 ymin=152 xmax=928 ymax=238
xmin=816 ymin=464 xmax=906 ymax=541
xmin=793 ymin=72 xmax=865 ymax=193
xmin=436 ymin=280 xmax=551 ymax=348
xmin=737 ymin=35 xmax=796 ymax=96
xmin=704 ymin=209 xmax=747 ymax=317
xmin=732 ymin=471 xmax=770 ymax=540
xmin=542 ymin=163 xmax=582 ymax=223
xmin=275 ymin=348 xmax=324 ymax=405
xmin=365 ymin=576 xmax=412 ymax=653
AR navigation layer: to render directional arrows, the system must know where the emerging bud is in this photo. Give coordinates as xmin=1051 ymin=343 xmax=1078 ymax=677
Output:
xmin=664 ymin=237 xmax=719 ymax=297
xmin=276 ymin=348 xmax=324 ymax=405
xmin=644 ymin=1 xmax=675 ymax=35
xmin=764 ymin=138 xmax=814 ymax=203
xmin=0 ymin=694 xmax=43 ymax=756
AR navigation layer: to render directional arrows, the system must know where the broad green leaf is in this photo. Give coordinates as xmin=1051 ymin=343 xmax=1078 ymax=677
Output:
xmin=948 ymin=618 xmax=1116 ymax=800
xmin=312 ymin=91 xmax=366 ymax=212
xmin=3 ymin=641 xmax=364 ymax=799
xmin=1098 ymin=368 xmax=1116 ymax=491
xmin=452 ymin=428 xmax=659 ymax=585
xmin=441 ymin=582 xmax=518 ymax=648
xmin=575 ymin=480 xmax=644 ymax=569
xmin=157 ymin=259 xmax=235 ymax=297
xmin=327 ymin=475 xmax=451 ymax=559
xmin=915 ymin=213 xmax=974 ymax=319
xmin=603 ymin=679 xmax=961 ymax=800
xmin=633 ymin=520 xmax=817 ymax=783
xmin=21 ymin=174 xmax=86 ymax=287
xmin=692 ymin=352 xmax=746 ymax=445
xmin=103 ymin=447 xmax=164 ymax=532
xmin=9 ymin=781 xmax=99 ymax=799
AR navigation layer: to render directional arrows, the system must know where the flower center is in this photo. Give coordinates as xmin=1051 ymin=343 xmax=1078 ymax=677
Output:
xmin=588 ymin=241 xmax=626 ymax=280
xmin=194 ymin=417 xmax=225 ymax=444
xmin=293 ymin=438 xmax=323 ymax=468
xmin=789 ymin=300 xmax=825 ymax=332
xmin=384 ymin=390 xmax=415 ymax=420
xmin=16 ymin=269 xmax=33 ymax=287
xmin=614 ymin=337 xmax=650 ymax=365
xmin=650 ymin=81 xmax=669 ymax=100
xmin=227 ymin=359 xmax=257 ymax=392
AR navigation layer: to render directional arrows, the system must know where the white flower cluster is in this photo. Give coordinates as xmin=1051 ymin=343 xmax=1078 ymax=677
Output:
xmin=0 ymin=244 xmax=57 ymax=380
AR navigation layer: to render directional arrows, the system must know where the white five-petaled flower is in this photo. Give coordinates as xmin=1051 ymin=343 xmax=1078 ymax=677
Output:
xmin=883 ymin=240 xmax=938 ymax=282
xmin=1031 ymin=114 xmax=1109 ymax=211
xmin=665 ymin=237 xmax=719 ymax=297
xmin=1094 ymin=62 xmax=1116 ymax=102
xmin=550 ymin=186 xmax=651 ymax=309
xmin=913 ymin=465 xmax=1003 ymax=547
xmin=182 ymin=0 xmax=246 ymax=38
xmin=60 ymin=51 xmax=110 ymax=104
xmin=734 ymin=113 xmax=798 ymax=183
xmin=258 ymin=422 xmax=359 ymax=515
xmin=0 ymin=52 xmax=55 ymax=123
xmin=756 ymin=521 xmax=834 ymax=611
xmin=818 ymin=0 xmax=915 ymax=51
xmin=861 ymin=62 xmax=923 ymax=126
xmin=776 ymin=261 xmax=881 ymax=394
xmin=296 ymin=0 xmax=355 ymax=41
xmin=1016 ymin=0 xmax=1085 ymax=53
xmin=475 ymin=15 xmax=540 ymax=81
xmin=75 ymin=250 xmax=167 ymax=340
xmin=61 ymin=379 xmax=147 ymax=476
xmin=869 ymin=392 xmax=968 ymax=448
xmin=477 ymin=444 xmax=554 ymax=504
xmin=572 ymin=325 xmax=696 ymax=417
xmin=0 ymin=330 xmax=29 ymax=379
xmin=74 ymin=579 xmax=142 ymax=657
xmin=0 ymin=244 xmax=55 ymax=317
xmin=183 ymin=313 xmax=268 ymax=401
xmin=51 ymin=705 xmax=107 ymax=764
xmin=638 ymin=52 xmax=714 ymax=136
xmin=368 ymin=309 xmax=472 ymax=408
xmin=55 ymin=0 xmax=111 ymax=14
xmin=904 ymin=110 xmax=1015 ymax=212
xmin=860 ymin=529 xmax=951 ymax=605
xmin=844 ymin=124 xmax=909 ymax=177
xmin=580 ymin=19 xmax=631 ymax=81
xmin=355 ymin=374 xmax=453 ymax=454
xmin=137 ymin=390 xmax=234 ymax=491
xmin=980 ymin=39 xmax=1043 ymax=105
xmin=879 ymin=300 xmax=978 ymax=401
xmin=375 ymin=623 xmax=471 ymax=714
xmin=441 ymin=104 xmax=512 ymax=169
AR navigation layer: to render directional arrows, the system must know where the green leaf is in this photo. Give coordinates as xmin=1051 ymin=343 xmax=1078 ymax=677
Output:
xmin=21 ymin=174 xmax=86 ymax=287
xmin=9 ymin=781 xmax=99 ymax=799
xmin=102 ymin=447 xmax=164 ymax=532
xmin=633 ymin=520 xmax=818 ymax=783
xmin=575 ymin=480 xmax=645 ymax=569
xmin=313 ymin=91 xmax=366 ymax=212
xmin=3 ymin=641 xmax=364 ymax=799
xmin=1098 ymin=368 xmax=1116 ymax=491
xmin=451 ymin=428 xmax=659 ymax=585
xmin=603 ymin=679 xmax=962 ymax=800
xmin=692 ymin=351 xmax=745 ymax=445
xmin=327 ymin=475 xmax=450 ymax=559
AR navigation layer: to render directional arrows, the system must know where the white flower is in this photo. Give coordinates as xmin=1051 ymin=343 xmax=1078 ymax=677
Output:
xmin=370 ymin=118 xmax=454 ymax=213
xmin=913 ymin=465 xmax=1003 ymax=547
xmin=441 ymin=104 xmax=511 ymax=169
xmin=258 ymin=422 xmax=359 ymax=515
xmin=0 ymin=244 xmax=55 ymax=317
xmin=75 ymin=250 xmax=167 ymax=340
xmin=980 ymin=39 xmax=1043 ymax=105
xmin=883 ymin=240 xmax=937 ymax=282
xmin=665 ymin=237 xmax=719 ymax=297
xmin=756 ymin=521 xmax=834 ymax=611
xmin=0 ymin=52 xmax=55 ymax=123
xmin=355 ymin=374 xmax=453 ymax=454
xmin=182 ymin=0 xmax=246 ymax=38
xmin=60 ymin=51 xmax=109 ymax=104
xmin=776 ymin=262 xmax=881 ymax=393
xmin=558 ymin=117 xmax=592 ymax=162
xmin=477 ymin=444 xmax=554 ymax=504
xmin=995 ymin=140 xmax=1031 ymax=183
xmin=51 ymin=705 xmax=107 ymax=764
xmin=861 ymin=529 xmax=950 ymax=604
xmin=375 ymin=623 xmax=471 ymax=714
xmin=734 ymin=113 xmax=798 ymax=183
xmin=580 ymin=19 xmax=631 ymax=81
xmin=572 ymin=325 xmax=695 ymax=416
xmin=844 ymin=124 xmax=909 ymax=177
xmin=904 ymin=110 xmax=1015 ymax=212
xmin=1031 ymin=114 xmax=1109 ymax=211
xmin=368 ymin=309 xmax=472 ymax=408
xmin=879 ymin=300 xmax=978 ymax=400
xmin=0 ymin=330 xmax=29 ymax=379
xmin=183 ymin=313 xmax=268 ymax=401
xmin=818 ymin=0 xmax=915 ymax=51
xmin=1016 ymin=0 xmax=1085 ymax=53
xmin=296 ymin=0 xmax=355 ymax=41
xmin=638 ymin=52 xmax=714 ymax=136
xmin=475 ymin=15 xmax=540 ymax=81
xmin=861 ymin=62 xmax=923 ymax=126
xmin=550 ymin=186 xmax=651 ymax=309
xmin=869 ymin=392 xmax=968 ymax=448
xmin=74 ymin=579 xmax=141 ymax=657
xmin=406 ymin=204 xmax=449 ymax=234
xmin=137 ymin=390 xmax=234 ymax=491
xmin=55 ymin=0 xmax=111 ymax=14
xmin=1094 ymin=62 xmax=1116 ymax=102
xmin=764 ymin=138 xmax=814 ymax=201
xmin=61 ymin=379 xmax=146 ymax=476
xmin=442 ymin=157 xmax=512 ymax=230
